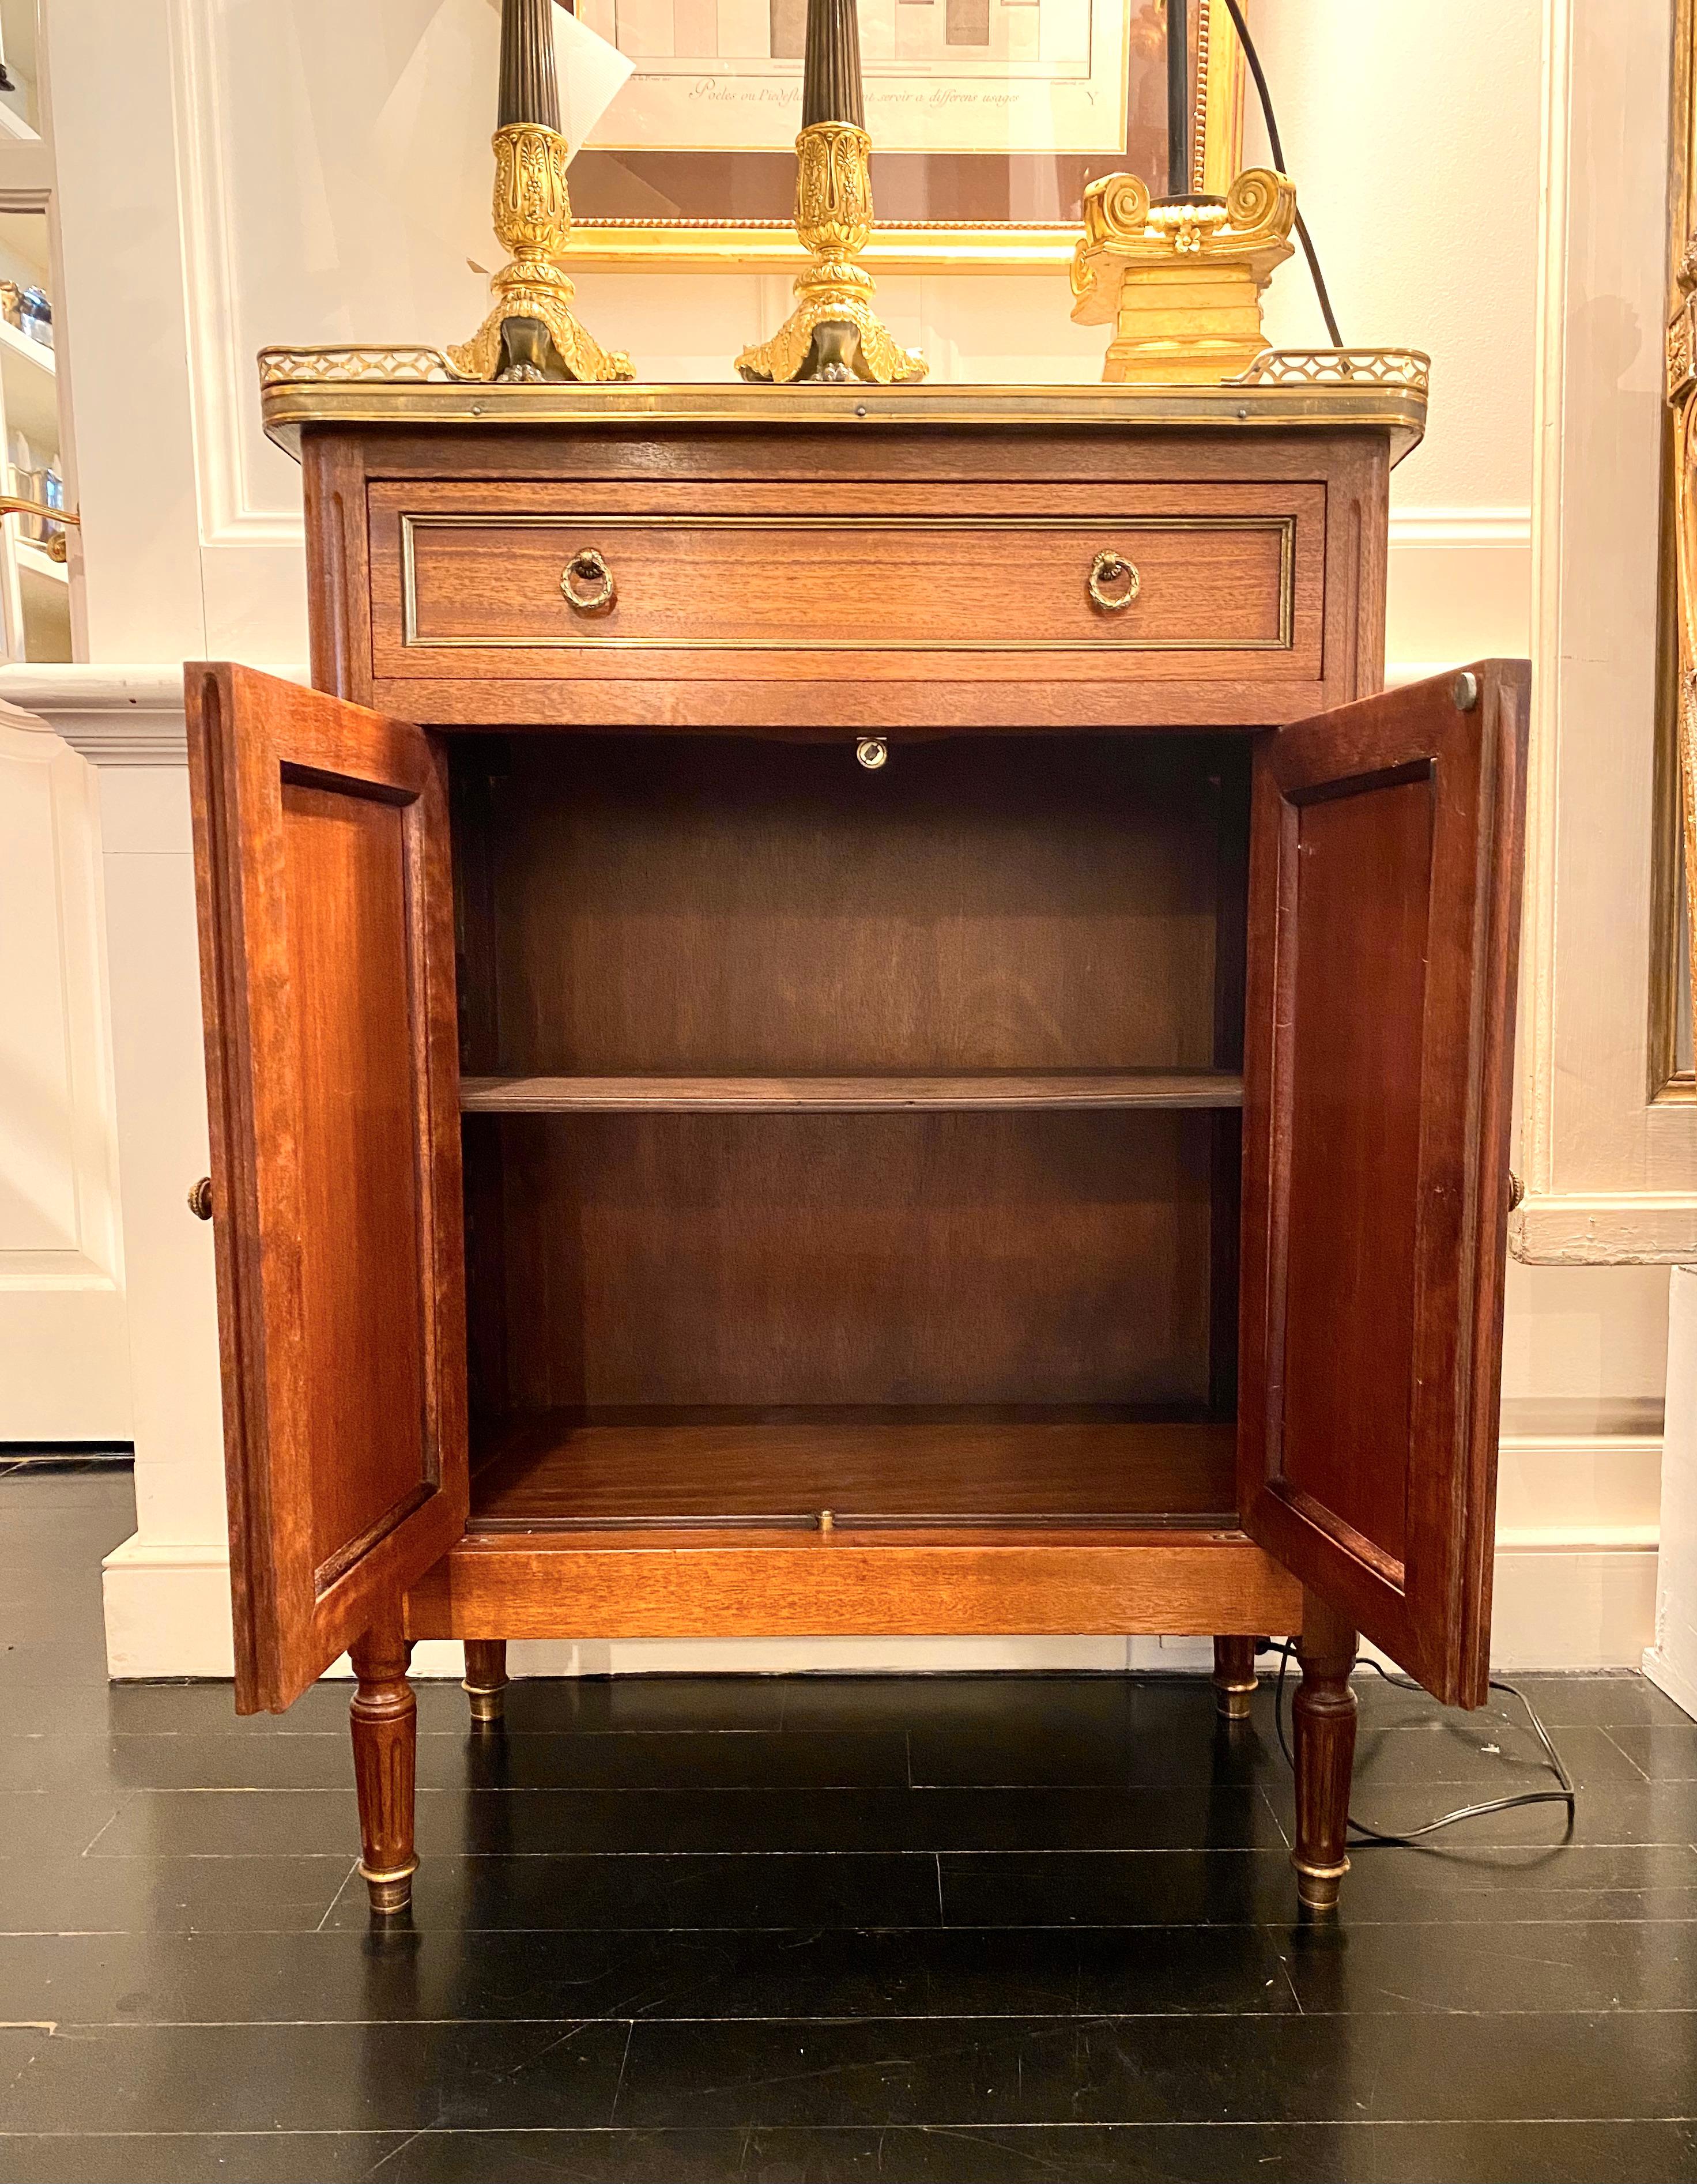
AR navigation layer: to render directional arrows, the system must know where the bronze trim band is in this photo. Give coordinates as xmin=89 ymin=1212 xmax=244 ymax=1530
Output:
xmin=397 ymin=511 xmax=1298 ymax=657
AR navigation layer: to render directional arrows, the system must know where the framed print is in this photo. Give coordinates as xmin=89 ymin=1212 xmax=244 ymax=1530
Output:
xmin=562 ymin=0 xmax=1249 ymax=266
xmin=1662 ymin=0 xmax=1697 ymax=1097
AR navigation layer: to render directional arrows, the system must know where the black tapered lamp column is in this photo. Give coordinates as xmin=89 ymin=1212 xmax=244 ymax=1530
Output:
xmin=736 ymin=0 xmax=925 ymax=383
xmin=448 ymin=0 xmax=632 ymax=384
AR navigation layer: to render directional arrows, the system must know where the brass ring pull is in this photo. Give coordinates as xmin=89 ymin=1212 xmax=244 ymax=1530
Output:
xmin=561 ymin=548 xmax=617 ymax=616
xmin=188 ymin=1177 xmax=213 ymax=1221
xmin=1088 ymin=549 xmax=1141 ymax=613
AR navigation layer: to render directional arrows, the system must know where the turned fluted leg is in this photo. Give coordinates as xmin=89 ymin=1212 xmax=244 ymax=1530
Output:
xmin=463 ymin=1639 xmax=508 ymax=1727
xmin=1291 ymin=1589 xmax=1357 ymax=1915
xmin=349 ymin=1613 xmax=417 ymax=1915
xmin=1212 ymin=1635 xmax=1258 ymax=1721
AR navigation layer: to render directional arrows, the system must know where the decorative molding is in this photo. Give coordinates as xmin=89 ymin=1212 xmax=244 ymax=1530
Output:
xmin=0 ymin=1255 xmax=119 ymax=1295
xmin=1519 ymin=0 xmax=1571 ymax=1224
xmin=0 ymin=663 xmax=306 ymax=764
xmin=0 ymin=710 xmax=124 ymax=1307
xmin=259 ymin=346 xmax=460 ymax=389
xmin=1508 ymin=0 xmax=1697 ymax=1262
xmin=101 ymin=1534 xmax=233 ymax=1679
xmin=166 ymin=0 xmax=303 ymax=549
xmin=1387 ymin=506 xmax=1533 ymax=548
xmin=1495 ymin=1430 xmax=1662 ymax=1549
xmin=1230 ymin=346 xmax=1430 ymax=392
xmin=1515 ymin=1190 xmax=1697 ymax=1264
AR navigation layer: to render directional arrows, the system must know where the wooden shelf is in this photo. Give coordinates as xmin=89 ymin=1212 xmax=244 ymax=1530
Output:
xmin=467 ymin=1413 xmax=1239 ymax=1532
xmin=460 ymin=1070 xmax=1245 ymax=1115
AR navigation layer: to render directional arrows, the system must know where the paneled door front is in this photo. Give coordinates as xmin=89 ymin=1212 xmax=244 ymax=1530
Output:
xmin=1238 ymin=661 xmax=1529 ymax=1706
xmin=187 ymin=664 xmax=467 ymax=1711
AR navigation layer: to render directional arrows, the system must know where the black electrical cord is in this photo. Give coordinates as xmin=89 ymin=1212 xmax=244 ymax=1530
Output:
xmin=1219 ymin=0 xmax=1344 ymax=350
xmin=1269 ymin=1640 xmax=1577 ymax=1847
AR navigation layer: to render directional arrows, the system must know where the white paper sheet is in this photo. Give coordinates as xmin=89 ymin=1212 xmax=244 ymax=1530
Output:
xmin=372 ymin=0 xmax=633 ymax=262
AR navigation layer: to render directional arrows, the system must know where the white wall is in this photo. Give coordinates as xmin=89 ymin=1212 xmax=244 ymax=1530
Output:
xmin=1248 ymin=0 xmax=1543 ymax=681
xmin=5 ymin=0 xmax=1677 ymax=1671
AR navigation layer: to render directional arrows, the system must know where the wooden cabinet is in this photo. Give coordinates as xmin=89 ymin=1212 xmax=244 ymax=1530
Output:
xmin=189 ymin=375 xmax=1526 ymax=1921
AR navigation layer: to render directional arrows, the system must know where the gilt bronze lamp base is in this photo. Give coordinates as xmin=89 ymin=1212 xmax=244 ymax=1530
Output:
xmin=448 ymin=122 xmax=632 ymax=386
xmin=736 ymin=122 xmax=926 ymax=386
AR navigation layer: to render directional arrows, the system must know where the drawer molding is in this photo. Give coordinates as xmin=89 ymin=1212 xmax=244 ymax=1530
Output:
xmin=397 ymin=510 xmax=1298 ymax=654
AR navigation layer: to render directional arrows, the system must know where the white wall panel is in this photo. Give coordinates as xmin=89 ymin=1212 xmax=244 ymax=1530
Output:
xmin=0 ymin=704 xmax=128 ymax=1438
xmin=1514 ymin=0 xmax=1694 ymax=1261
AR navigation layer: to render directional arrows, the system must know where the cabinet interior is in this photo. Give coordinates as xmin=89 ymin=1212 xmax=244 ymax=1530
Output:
xmin=448 ymin=730 xmax=1251 ymax=1533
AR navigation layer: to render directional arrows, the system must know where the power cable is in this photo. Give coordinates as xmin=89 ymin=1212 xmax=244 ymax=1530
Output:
xmin=1220 ymin=0 xmax=1344 ymax=349
xmin=1268 ymin=1640 xmax=1577 ymax=1847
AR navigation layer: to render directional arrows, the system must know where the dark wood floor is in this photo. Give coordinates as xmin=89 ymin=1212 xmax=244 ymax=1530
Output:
xmin=2 ymin=1464 xmax=1696 ymax=2183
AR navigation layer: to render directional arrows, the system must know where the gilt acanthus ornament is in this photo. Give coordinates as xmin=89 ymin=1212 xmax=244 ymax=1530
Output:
xmin=736 ymin=123 xmax=926 ymax=385
xmin=450 ymin=122 xmax=633 ymax=385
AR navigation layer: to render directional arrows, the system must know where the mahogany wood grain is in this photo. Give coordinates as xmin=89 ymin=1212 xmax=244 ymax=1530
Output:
xmin=467 ymin=1415 xmax=1239 ymax=1528
xmin=1208 ymin=745 xmax=1250 ymax=1418
xmin=206 ymin=406 xmax=1502 ymax=1919
xmin=1291 ymin=1589 xmax=1358 ymax=1914
xmin=349 ymin=1612 xmax=418 ymax=1914
xmin=354 ymin=422 xmax=1378 ymax=490
xmin=452 ymin=732 xmax=1231 ymax=1077
xmin=461 ymin=1117 xmax=510 ymax=1429
xmin=1237 ymin=662 xmax=1529 ymax=1707
xmin=1283 ymin=770 xmax=1431 ymax=1567
xmin=283 ymin=778 xmax=431 ymax=1576
xmin=379 ymin=481 xmax=1317 ymax=680
xmin=378 ymin=677 xmax=1329 ymax=733
xmin=186 ymin=663 xmax=467 ymax=1714
xmin=488 ymin=1109 xmax=1217 ymax=1412
xmin=340 ymin=421 xmax=1390 ymax=729
xmin=405 ymin=1529 xmax=1306 ymax=1642
xmin=303 ymin=429 xmax=375 ymax=706
xmin=459 ymin=1072 xmax=1246 ymax=1114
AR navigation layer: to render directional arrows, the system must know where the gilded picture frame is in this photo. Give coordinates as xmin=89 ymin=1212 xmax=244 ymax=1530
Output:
xmin=1658 ymin=0 xmax=1697 ymax=1097
xmin=560 ymin=0 xmax=1249 ymax=267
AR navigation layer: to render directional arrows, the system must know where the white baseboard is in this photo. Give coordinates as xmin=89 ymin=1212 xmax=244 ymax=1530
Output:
xmin=101 ymin=1536 xmax=234 ymax=1678
xmin=99 ymin=1536 xmax=1660 ymax=1683
xmin=1488 ymin=1547 xmax=1658 ymax=1670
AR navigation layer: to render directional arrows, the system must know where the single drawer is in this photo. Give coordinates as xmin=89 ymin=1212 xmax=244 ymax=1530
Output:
xmin=369 ymin=481 xmax=1326 ymax=689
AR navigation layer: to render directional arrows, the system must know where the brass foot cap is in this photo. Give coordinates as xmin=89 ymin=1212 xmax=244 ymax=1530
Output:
xmin=1215 ymin=1683 xmax=1255 ymax=1720
xmin=463 ymin=1681 xmax=507 ymax=1726
xmin=1293 ymin=1855 xmax=1348 ymax=1915
xmin=360 ymin=1859 xmax=418 ymax=1915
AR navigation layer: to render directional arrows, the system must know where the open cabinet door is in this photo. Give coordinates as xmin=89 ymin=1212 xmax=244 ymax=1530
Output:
xmin=1239 ymin=662 xmax=1529 ymax=1707
xmin=188 ymin=665 xmax=467 ymax=1713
